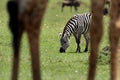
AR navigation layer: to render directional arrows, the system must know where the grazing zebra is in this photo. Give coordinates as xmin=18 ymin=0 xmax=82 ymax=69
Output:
xmin=59 ymin=12 xmax=92 ymax=53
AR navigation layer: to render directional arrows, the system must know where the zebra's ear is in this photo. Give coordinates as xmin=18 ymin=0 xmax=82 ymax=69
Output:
xmin=59 ymin=32 xmax=62 ymax=36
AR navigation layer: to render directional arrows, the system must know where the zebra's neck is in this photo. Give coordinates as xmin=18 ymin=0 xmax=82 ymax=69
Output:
xmin=63 ymin=25 xmax=74 ymax=38
xmin=62 ymin=30 xmax=72 ymax=38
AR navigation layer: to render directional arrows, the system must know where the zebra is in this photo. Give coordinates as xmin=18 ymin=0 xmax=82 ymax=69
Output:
xmin=59 ymin=12 xmax=92 ymax=53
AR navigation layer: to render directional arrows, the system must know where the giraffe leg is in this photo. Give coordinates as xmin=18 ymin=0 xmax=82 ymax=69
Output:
xmin=109 ymin=0 xmax=120 ymax=79
xmin=26 ymin=1 xmax=47 ymax=79
xmin=88 ymin=0 xmax=104 ymax=80
xmin=22 ymin=0 xmax=47 ymax=80
xmin=109 ymin=24 xmax=119 ymax=80
xmin=11 ymin=28 xmax=23 ymax=80
xmin=27 ymin=27 xmax=41 ymax=80
xmin=7 ymin=1 xmax=23 ymax=80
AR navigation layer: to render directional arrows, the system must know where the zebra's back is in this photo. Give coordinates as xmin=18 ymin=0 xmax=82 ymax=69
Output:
xmin=63 ymin=12 xmax=92 ymax=36
xmin=74 ymin=12 xmax=92 ymax=34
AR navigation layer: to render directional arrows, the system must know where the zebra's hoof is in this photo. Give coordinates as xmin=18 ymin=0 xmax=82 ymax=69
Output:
xmin=84 ymin=50 xmax=88 ymax=52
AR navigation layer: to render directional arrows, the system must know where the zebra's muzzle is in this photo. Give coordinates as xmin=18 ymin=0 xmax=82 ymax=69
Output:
xmin=59 ymin=47 xmax=65 ymax=53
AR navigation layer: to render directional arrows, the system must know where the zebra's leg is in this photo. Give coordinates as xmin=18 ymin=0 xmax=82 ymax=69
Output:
xmin=75 ymin=34 xmax=81 ymax=53
xmin=83 ymin=33 xmax=89 ymax=52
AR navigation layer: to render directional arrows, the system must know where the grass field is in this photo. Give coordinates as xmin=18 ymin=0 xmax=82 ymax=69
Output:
xmin=0 ymin=0 xmax=119 ymax=80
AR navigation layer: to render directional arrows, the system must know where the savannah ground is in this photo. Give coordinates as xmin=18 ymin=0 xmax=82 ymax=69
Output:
xmin=0 ymin=0 xmax=119 ymax=80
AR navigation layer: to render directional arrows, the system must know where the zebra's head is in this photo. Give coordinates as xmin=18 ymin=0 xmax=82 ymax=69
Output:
xmin=59 ymin=33 xmax=70 ymax=53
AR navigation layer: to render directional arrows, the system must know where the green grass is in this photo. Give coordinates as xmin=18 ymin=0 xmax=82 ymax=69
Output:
xmin=0 ymin=0 xmax=116 ymax=80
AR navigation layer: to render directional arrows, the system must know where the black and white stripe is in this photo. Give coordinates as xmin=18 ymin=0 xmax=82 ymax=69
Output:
xmin=60 ymin=12 xmax=92 ymax=53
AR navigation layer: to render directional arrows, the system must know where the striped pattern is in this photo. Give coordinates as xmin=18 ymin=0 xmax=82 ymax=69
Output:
xmin=63 ymin=12 xmax=91 ymax=36
xmin=60 ymin=12 xmax=92 ymax=53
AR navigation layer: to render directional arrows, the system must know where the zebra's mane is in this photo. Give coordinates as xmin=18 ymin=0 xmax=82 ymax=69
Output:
xmin=62 ymin=18 xmax=73 ymax=38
